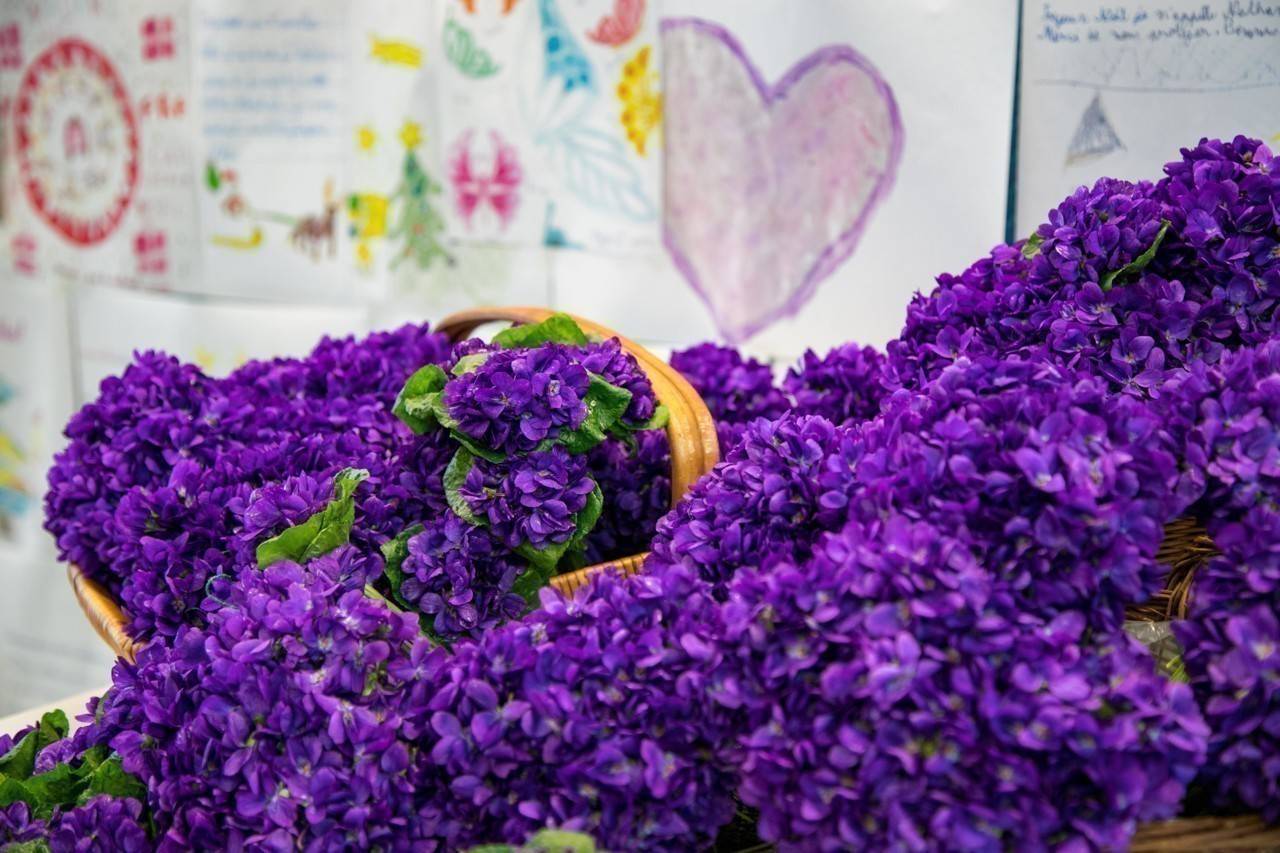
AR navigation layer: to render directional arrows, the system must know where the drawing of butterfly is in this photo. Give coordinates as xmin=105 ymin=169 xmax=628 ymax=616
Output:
xmin=516 ymin=0 xmax=655 ymax=223
xmin=444 ymin=20 xmax=500 ymax=78
xmin=456 ymin=0 xmax=521 ymax=13
xmin=586 ymin=0 xmax=644 ymax=47
xmin=449 ymin=130 xmax=522 ymax=230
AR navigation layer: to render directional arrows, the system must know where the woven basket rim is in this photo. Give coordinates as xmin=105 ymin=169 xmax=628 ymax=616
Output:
xmin=1129 ymin=812 xmax=1280 ymax=851
xmin=68 ymin=307 xmax=721 ymax=663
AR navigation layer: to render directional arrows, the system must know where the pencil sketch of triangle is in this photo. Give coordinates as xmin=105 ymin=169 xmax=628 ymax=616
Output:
xmin=1066 ymin=92 xmax=1124 ymax=165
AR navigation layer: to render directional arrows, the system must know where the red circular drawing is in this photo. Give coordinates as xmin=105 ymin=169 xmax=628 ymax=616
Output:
xmin=13 ymin=37 xmax=139 ymax=246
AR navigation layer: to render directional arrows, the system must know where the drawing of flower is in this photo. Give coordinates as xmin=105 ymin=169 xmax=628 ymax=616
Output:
xmin=618 ymin=45 xmax=660 ymax=156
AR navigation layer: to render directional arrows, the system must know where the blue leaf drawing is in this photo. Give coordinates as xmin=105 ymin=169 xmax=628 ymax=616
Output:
xmin=539 ymin=0 xmax=593 ymax=94
xmin=536 ymin=123 xmax=656 ymax=222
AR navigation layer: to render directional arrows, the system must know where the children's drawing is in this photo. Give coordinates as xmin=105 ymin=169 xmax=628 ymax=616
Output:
xmin=539 ymin=0 xmax=593 ymax=94
xmin=390 ymin=123 xmax=452 ymax=271
xmin=0 ymin=378 xmax=29 ymax=542
xmin=10 ymin=234 xmax=36 ymax=276
xmin=537 ymin=123 xmax=654 ymax=221
xmin=210 ymin=227 xmax=263 ymax=250
xmin=368 ymin=34 xmax=423 ymax=68
xmin=587 ymin=0 xmax=644 ymax=47
xmin=191 ymin=347 xmax=249 ymax=375
xmin=618 ymin=45 xmax=659 ymax=156
xmin=542 ymin=201 xmax=579 ymax=249
xmin=14 ymin=37 xmax=139 ymax=245
xmin=662 ymin=18 xmax=903 ymax=343
xmin=133 ymin=230 xmax=167 ymax=275
xmin=457 ymin=0 xmax=521 ymax=14
xmin=522 ymin=0 xmax=655 ymax=223
xmin=347 ymin=192 xmax=389 ymax=270
xmin=0 ymin=22 xmax=22 ymax=71
xmin=290 ymin=180 xmax=339 ymax=260
xmin=1065 ymin=92 xmax=1124 ymax=165
xmin=449 ymin=130 xmax=522 ymax=231
xmin=444 ymin=20 xmax=500 ymax=79
xmin=205 ymin=163 xmax=339 ymax=262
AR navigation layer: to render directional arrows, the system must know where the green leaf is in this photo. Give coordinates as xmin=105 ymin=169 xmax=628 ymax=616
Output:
xmin=23 ymin=763 xmax=85 ymax=809
xmin=443 ymin=19 xmax=501 ymax=78
xmin=380 ymin=523 xmax=424 ymax=609
xmin=451 ymin=352 xmax=492 ymax=376
xmin=444 ymin=448 xmax=485 ymax=526
xmin=68 ymin=754 xmax=148 ymax=810
xmin=449 ymin=429 xmax=505 ymax=463
xmin=394 ymin=364 xmax=448 ymax=434
xmin=492 ymin=313 xmax=589 ymax=349
xmin=401 ymin=390 xmax=461 ymax=436
xmin=84 ymin=757 xmax=147 ymax=803
xmin=464 ymin=846 xmax=513 ymax=853
xmin=256 ymin=468 xmax=370 ymax=568
xmin=558 ymin=420 xmax=608 ymax=455
xmin=510 ymin=561 xmax=556 ymax=607
xmin=76 ymin=746 xmax=109 ymax=774
xmin=0 ymin=776 xmax=36 ymax=809
xmin=204 ymin=162 xmax=220 ymax=191
xmin=608 ymin=404 xmax=669 ymax=446
xmin=0 ymin=740 xmax=143 ymax=820
xmin=515 ymin=542 xmax=572 ymax=576
xmin=585 ymin=375 xmax=632 ymax=430
xmin=1100 ymin=219 xmax=1171 ymax=291
xmin=430 ymin=395 xmax=460 ymax=430
xmin=4 ymin=840 xmax=51 ymax=853
xmin=77 ymin=753 xmax=146 ymax=803
xmin=527 ymin=829 xmax=597 ymax=852
xmin=1020 ymin=231 xmax=1044 ymax=259
xmin=571 ymin=485 xmax=605 ymax=547
xmin=0 ymin=711 xmax=69 ymax=781
xmin=634 ymin=404 xmax=669 ymax=432
xmin=557 ymin=375 xmax=633 ymax=455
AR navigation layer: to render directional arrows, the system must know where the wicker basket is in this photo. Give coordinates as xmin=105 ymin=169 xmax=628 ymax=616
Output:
xmin=68 ymin=307 xmax=720 ymax=664
xmin=1123 ymin=518 xmax=1280 ymax=852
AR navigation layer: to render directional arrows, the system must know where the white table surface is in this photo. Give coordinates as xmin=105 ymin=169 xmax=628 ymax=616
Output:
xmin=0 ymin=687 xmax=108 ymax=738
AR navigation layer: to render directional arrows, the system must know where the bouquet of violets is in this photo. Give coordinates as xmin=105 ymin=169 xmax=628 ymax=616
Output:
xmin=375 ymin=314 xmax=668 ymax=639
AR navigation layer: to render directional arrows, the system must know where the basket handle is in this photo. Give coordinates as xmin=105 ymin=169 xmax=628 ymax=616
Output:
xmin=437 ymin=307 xmax=720 ymax=506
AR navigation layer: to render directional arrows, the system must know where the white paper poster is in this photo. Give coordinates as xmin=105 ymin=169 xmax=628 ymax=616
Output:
xmin=0 ymin=0 xmax=199 ymax=292
xmin=0 ymin=277 xmax=114 ymax=719
xmin=0 ymin=279 xmax=72 ymax=562
xmin=1016 ymin=0 xmax=1280 ymax=234
xmin=433 ymin=0 xmax=662 ymax=254
xmin=557 ymin=0 xmax=1018 ymax=355
xmin=193 ymin=0 xmax=360 ymax=302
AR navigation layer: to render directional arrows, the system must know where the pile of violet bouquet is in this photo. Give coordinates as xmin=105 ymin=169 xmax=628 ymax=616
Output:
xmin=10 ymin=135 xmax=1280 ymax=852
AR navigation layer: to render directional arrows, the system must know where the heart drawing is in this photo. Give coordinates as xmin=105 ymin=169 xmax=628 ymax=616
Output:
xmin=661 ymin=18 xmax=903 ymax=343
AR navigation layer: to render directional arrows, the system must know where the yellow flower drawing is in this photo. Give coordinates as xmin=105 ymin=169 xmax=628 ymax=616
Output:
xmin=399 ymin=120 xmax=424 ymax=151
xmin=617 ymin=46 xmax=661 ymax=156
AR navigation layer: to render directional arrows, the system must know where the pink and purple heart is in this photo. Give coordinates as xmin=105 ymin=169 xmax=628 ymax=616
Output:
xmin=662 ymin=17 xmax=904 ymax=343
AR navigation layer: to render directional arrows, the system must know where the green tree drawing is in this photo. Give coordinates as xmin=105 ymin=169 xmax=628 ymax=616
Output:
xmin=389 ymin=147 xmax=453 ymax=271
